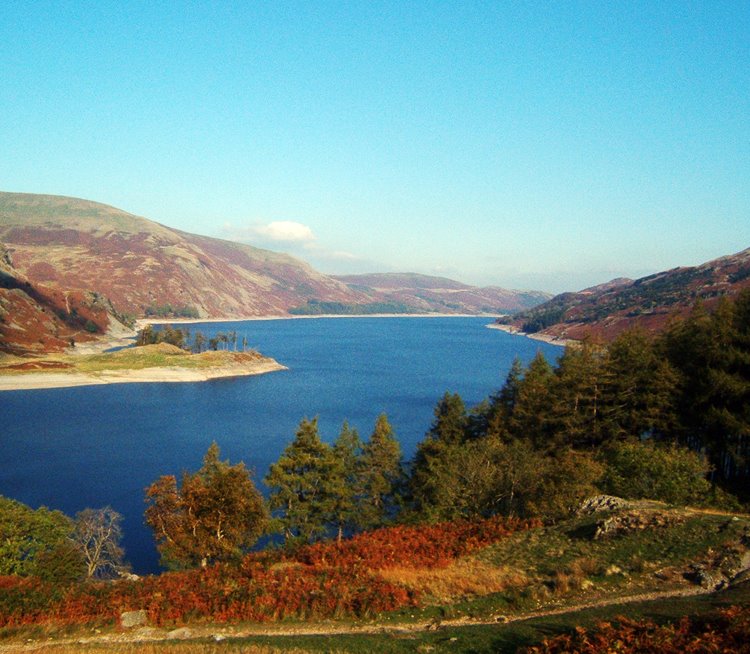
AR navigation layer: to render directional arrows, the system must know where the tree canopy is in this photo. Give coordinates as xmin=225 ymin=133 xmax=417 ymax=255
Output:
xmin=145 ymin=443 xmax=268 ymax=569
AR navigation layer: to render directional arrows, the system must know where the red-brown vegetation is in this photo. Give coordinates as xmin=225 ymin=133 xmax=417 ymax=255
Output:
xmin=294 ymin=516 xmax=541 ymax=570
xmin=0 ymin=516 xmax=538 ymax=628
xmin=522 ymin=605 xmax=750 ymax=654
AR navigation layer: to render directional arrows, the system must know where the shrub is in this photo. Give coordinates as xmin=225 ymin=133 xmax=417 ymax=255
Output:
xmin=599 ymin=441 xmax=718 ymax=506
xmin=522 ymin=605 xmax=750 ymax=653
xmin=0 ymin=515 xmax=538 ymax=628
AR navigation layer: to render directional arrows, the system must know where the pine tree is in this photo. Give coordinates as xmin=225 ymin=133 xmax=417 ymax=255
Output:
xmin=486 ymin=357 xmax=524 ymax=441
xmin=508 ymin=351 xmax=555 ymax=449
xmin=409 ymin=394 xmax=469 ymax=520
xmin=549 ymin=341 xmax=605 ymax=448
xmin=264 ymin=418 xmax=339 ymax=544
xmin=358 ymin=414 xmax=403 ymax=529
xmin=663 ymin=292 xmax=750 ymax=492
xmin=428 ymin=392 xmax=468 ymax=444
xmin=330 ymin=421 xmax=363 ymax=540
xmin=600 ymin=329 xmax=679 ymax=442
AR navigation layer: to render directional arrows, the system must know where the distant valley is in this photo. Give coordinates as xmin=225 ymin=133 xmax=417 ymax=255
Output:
xmin=0 ymin=192 xmax=549 ymax=353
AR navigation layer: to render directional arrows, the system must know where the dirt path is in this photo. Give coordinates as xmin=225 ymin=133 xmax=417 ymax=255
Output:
xmin=0 ymin=584 xmax=714 ymax=652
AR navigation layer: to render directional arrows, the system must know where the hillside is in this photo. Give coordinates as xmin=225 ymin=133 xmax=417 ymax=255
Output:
xmin=0 ymin=241 xmax=129 ymax=354
xmin=500 ymin=248 xmax=750 ymax=342
xmin=332 ymin=272 xmax=551 ymax=315
xmin=0 ymin=192 xmax=370 ymax=321
xmin=0 ymin=193 xmax=549 ymax=330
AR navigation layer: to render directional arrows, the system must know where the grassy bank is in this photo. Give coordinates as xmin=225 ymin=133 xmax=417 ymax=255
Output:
xmin=0 ymin=344 xmax=286 ymax=390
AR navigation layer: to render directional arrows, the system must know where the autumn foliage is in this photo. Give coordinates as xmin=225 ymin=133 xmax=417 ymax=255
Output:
xmin=294 ymin=515 xmax=541 ymax=570
xmin=522 ymin=606 xmax=750 ymax=654
xmin=0 ymin=515 xmax=536 ymax=628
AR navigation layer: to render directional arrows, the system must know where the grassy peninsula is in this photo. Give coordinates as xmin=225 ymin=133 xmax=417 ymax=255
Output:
xmin=0 ymin=343 xmax=286 ymax=391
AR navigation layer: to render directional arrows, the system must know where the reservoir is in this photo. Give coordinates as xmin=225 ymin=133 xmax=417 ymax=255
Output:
xmin=0 ymin=317 xmax=562 ymax=573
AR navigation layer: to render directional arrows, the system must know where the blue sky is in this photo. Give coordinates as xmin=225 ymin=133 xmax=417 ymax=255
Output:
xmin=2 ymin=1 xmax=748 ymax=293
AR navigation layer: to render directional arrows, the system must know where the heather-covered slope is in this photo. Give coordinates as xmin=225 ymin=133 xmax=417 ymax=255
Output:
xmin=0 ymin=192 xmax=367 ymax=319
xmin=501 ymin=248 xmax=750 ymax=342
xmin=0 ymin=241 xmax=125 ymax=354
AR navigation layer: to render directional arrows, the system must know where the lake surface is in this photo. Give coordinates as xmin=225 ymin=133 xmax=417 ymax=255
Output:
xmin=0 ymin=317 xmax=562 ymax=573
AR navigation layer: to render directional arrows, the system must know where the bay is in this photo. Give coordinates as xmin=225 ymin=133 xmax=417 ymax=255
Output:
xmin=0 ymin=317 xmax=562 ymax=573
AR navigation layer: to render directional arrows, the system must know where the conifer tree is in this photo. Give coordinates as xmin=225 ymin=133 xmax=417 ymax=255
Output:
xmin=549 ymin=342 xmax=605 ymax=447
xmin=508 ymin=352 xmax=555 ymax=449
xmin=428 ymin=392 xmax=468 ymax=444
xmin=600 ymin=329 xmax=679 ymax=442
xmin=264 ymin=418 xmax=339 ymax=544
xmin=330 ymin=421 xmax=363 ymax=540
xmin=486 ymin=357 xmax=524 ymax=440
xmin=358 ymin=414 xmax=403 ymax=529
xmin=409 ymin=394 xmax=469 ymax=520
xmin=663 ymin=292 xmax=750 ymax=491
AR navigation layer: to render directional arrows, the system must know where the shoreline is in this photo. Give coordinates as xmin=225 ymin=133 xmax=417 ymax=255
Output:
xmin=0 ymin=359 xmax=287 ymax=392
xmin=137 ymin=312 xmax=502 ymax=327
xmin=0 ymin=314 xmax=560 ymax=392
xmin=486 ymin=322 xmax=576 ymax=347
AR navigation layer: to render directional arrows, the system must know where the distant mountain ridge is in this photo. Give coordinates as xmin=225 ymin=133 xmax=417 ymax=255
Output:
xmin=501 ymin=247 xmax=750 ymax=342
xmin=0 ymin=192 xmax=550 ymax=352
xmin=331 ymin=272 xmax=551 ymax=315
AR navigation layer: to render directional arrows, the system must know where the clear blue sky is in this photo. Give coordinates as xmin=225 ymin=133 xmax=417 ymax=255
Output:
xmin=2 ymin=1 xmax=748 ymax=293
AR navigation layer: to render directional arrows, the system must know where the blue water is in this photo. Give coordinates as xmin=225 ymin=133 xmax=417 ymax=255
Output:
xmin=0 ymin=317 xmax=561 ymax=573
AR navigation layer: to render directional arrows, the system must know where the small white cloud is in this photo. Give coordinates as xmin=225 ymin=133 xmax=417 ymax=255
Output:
xmin=251 ymin=221 xmax=316 ymax=243
xmin=221 ymin=221 xmax=383 ymax=274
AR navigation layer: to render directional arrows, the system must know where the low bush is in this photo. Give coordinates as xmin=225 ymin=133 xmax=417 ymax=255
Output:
xmin=293 ymin=516 xmax=541 ymax=570
xmin=0 ymin=516 xmax=536 ymax=628
xmin=522 ymin=605 xmax=750 ymax=653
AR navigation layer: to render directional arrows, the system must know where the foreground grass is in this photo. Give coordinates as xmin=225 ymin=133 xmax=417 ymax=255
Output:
xmin=11 ymin=584 xmax=750 ymax=653
xmin=372 ymin=505 xmax=749 ymax=624
xmin=3 ymin=506 xmax=747 ymax=653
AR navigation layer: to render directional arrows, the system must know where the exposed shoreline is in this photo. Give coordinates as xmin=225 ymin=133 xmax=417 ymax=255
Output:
xmin=0 ymin=359 xmax=287 ymax=392
xmin=486 ymin=322 xmax=576 ymax=347
xmin=0 ymin=338 xmax=287 ymax=392
xmin=137 ymin=312 xmax=501 ymax=327
xmin=0 ymin=314 xmax=556 ymax=392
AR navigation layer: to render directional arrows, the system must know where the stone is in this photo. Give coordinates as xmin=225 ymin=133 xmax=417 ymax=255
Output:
xmin=120 ymin=610 xmax=148 ymax=629
xmin=578 ymin=495 xmax=630 ymax=515
xmin=167 ymin=627 xmax=193 ymax=640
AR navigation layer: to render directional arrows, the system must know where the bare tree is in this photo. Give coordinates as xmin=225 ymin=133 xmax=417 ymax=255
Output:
xmin=72 ymin=507 xmax=127 ymax=579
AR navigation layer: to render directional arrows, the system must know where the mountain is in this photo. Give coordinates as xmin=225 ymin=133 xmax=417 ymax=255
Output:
xmin=0 ymin=241 xmax=128 ymax=354
xmin=330 ymin=272 xmax=551 ymax=315
xmin=0 ymin=192 xmax=373 ymax=320
xmin=501 ymin=248 xmax=750 ymax=342
xmin=0 ymin=193 xmax=550 ymax=332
